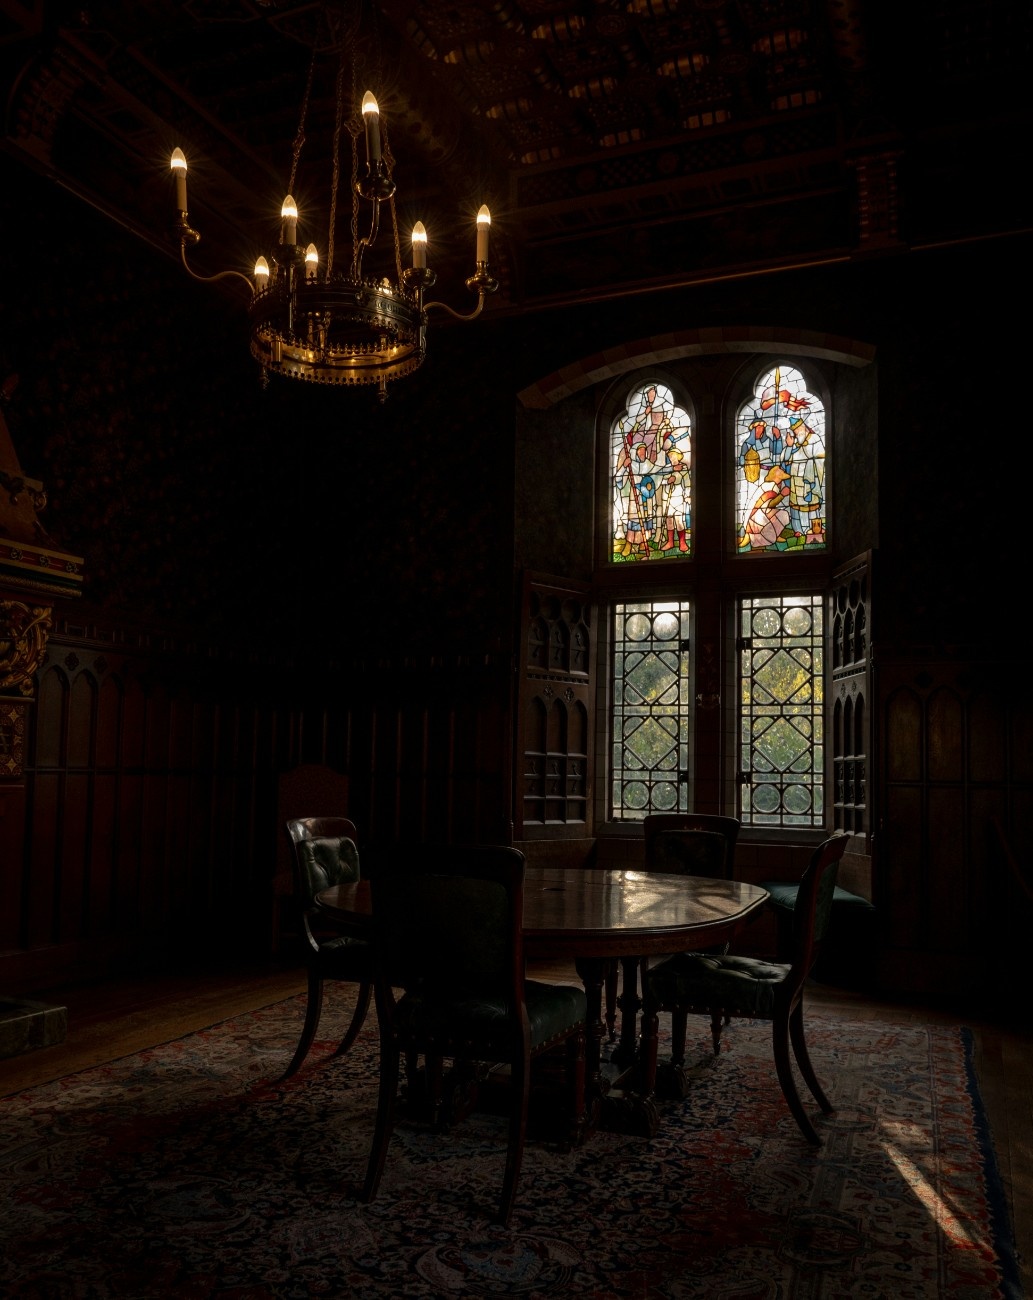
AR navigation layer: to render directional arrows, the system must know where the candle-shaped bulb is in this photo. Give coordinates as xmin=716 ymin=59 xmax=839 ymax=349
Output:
xmin=254 ymin=256 xmax=270 ymax=287
xmin=305 ymin=243 xmax=318 ymax=280
xmin=476 ymin=204 xmax=491 ymax=263
xmin=362 ymin=91 xmax=382 ymax=165
xmin=411 ymin=221 xmax=427 ymax=269
xmin=170 ymin=147 xmax=188 ymax=211
xmin=281 ymin=195 xmax=298 ymax=246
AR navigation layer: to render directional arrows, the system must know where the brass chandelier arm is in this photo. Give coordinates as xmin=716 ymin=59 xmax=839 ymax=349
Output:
xmin=423 ymin=293 xmax=490 ymax=323
xmin=179 ymin=242 xmax=255 ymax=293
xmin=424 ymin=266 xmax=499 ymax=321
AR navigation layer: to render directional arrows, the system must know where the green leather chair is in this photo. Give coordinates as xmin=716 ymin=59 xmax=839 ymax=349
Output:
xmin=640 ymin=830 xmax=850 ymax=1144
xmin=281 ymin=816 xmax=373 ymax=1080
xmin=361 ymin=844 xmax=587 ymax=1227
xmin=760 ymin=874 xmax=876 ymax=990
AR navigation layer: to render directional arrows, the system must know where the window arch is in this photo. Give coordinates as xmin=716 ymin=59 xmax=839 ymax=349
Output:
xmin=515 ymin=340 xmax=874 ymax=841
xmin=598 ymin=356 xmax=841 ymax=829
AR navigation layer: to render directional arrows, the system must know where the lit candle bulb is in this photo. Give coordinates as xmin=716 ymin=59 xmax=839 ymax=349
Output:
xmin=411 ymin=221 xmax=427 ymax=269
xmin=361 ymin=91 xmax=382 ymax=165
xmin=305 ymin=243 xmax=318 ymax=280
xmin=476 ymin=205 xmax=490 ymax=263
xmin=170 ymin=147 xmax=188 ymax=211
xmin=254 ymin=256 xmax=270 ymax=288
xmin=281 ymin=195 xmax=297 ymax=246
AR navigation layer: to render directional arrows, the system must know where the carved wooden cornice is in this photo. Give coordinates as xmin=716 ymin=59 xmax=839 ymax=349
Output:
xmin=0 ymin=397 xmax=84 ymax=722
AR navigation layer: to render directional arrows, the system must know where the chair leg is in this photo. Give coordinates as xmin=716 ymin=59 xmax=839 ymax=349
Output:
xmin=788 ymin=1000 xmax=833 ymax=1114
xmin=499 ymin=1042 xmax=530 ymax=1227
xmin=772 ymin=1011 xmax=821 ymax=1144
xmin=426 ymin=1054 xmax=446 ymax=1130
xmin=333 ymin=981 xmax=372 ymax=1059
xmin=362 ymin=1038 xmax=400 ymax=1203
xmin=280 ymin=969 xmax=323 ymax=1079
xmin=671 ymin=1008 xmax=688 ymax=1067
xmin=709 ymin=1009 xmax=725 ymax=1056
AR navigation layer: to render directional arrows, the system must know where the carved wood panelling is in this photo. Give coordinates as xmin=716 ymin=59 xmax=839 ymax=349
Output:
xmin=830 ymin=552 xmax=871 ymax=841
xmin=2 ymin=616 xmax=512 ymax=992
xmin=877 ymin=658 xmax=1033 ymax=996
xmin=516 ymin=574 xmax=593 ymax=840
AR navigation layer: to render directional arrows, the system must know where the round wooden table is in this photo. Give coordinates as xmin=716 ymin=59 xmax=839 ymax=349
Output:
xmin=317 ymin=865 xmax=769 ymax=1138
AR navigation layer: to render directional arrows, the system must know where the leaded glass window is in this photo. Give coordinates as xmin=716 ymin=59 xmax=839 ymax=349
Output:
xmin=735 ymin=364 xmax=826 ymax=553
xmin=739 ymin=594 xmax=824 ymax=827
xmin=610 ymin=381 xmax=692 ymax=562
xmin=594 ymin=356 xmax=846 ymax=832
xmin=611 ymin=600 xmax=691 ymax=818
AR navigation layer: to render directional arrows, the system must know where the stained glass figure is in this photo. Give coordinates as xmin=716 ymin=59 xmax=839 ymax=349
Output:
xmin=735 ymin=364 xmax=826 ymax=552
xmin=611 ymin=381 xmax=692 ymax=562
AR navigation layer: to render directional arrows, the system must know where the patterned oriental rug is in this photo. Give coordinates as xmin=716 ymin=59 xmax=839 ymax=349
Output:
xmin=0 ymin=993 xmax=1022 ymax=1299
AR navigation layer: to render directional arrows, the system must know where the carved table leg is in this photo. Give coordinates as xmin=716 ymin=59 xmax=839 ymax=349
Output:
xmin=574 ymin=954 xmax=607 ymax=1134
xmin=610 ymin=956 xmax=642 ymax=1068
xmin=575 ymin=954 xmax=658 ymax=1140
xmin=604 ymin=960 xmax=618 ymax=1040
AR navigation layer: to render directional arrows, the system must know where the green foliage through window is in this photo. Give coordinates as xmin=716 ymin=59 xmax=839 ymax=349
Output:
xmin=739 ymin=595 xmax=824 ymax=827
xmin=611 ymin=601 xmax=691 ymax=818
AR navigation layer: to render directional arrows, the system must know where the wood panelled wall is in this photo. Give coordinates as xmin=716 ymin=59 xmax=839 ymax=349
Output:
xmin=875 ymin=652 xmax=1033 ymax=1000
xmin=1 ymin=609 xmax=512 ymax=994
xmin=6 ymin=608 xmax=1033 ymax=1004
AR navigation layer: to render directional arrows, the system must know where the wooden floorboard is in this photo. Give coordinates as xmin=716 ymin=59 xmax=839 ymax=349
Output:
xmin=1 ymin=960 xmax=1029 ymax=1296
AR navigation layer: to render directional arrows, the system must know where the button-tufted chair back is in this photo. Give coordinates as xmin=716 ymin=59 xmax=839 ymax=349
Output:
xmin=279 ymin=814 xmax=371 ymax=1080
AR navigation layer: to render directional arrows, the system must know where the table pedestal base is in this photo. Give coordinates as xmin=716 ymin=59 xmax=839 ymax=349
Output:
xmin=654 ymin=1061 xmax=691 ymax=1101
xmin=598 ymin=1087 xmax=660 ymax=1137
xmin=576 ymin=954 xmax=663 ymax=1139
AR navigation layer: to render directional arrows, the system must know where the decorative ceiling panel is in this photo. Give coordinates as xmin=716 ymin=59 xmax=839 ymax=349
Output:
xmin=0 ymin=1 xmax=1027 ymax=313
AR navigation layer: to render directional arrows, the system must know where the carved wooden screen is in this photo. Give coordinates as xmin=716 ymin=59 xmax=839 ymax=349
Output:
xmin=829 ymin=551 xmax=873 ymax=842
xmin=515 ymin=573 xmax=594 ymax=840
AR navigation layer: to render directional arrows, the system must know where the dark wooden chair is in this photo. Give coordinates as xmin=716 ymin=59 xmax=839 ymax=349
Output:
xmin=640 ymin=830 xmax=850 ymax=1144
xmin=607 ymin=813 xmax=741 ymax=1055
xmin=281 ymin=816 xmax=373 ymax=1080
xmin=643 ymin=812 xmax=741 ymax=876
xmin=361 ymin=844 xmax=587 ymax=1226
xmin=273 ymin=763 xmax=350 ymax=954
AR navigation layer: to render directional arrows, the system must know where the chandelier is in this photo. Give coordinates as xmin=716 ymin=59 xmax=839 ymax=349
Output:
xmin=168 ymin=4 xmax=497 ymax=402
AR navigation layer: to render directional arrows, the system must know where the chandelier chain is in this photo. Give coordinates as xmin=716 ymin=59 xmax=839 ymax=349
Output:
xmin=287 ymin=45 xmax=317 ymax=202
xmin=327 ymin=46 xmax=348 ymax=279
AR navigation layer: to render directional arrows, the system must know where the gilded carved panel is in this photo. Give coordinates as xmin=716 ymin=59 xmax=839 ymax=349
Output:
xmin=1 ymin=600 xmax=53 ymax=699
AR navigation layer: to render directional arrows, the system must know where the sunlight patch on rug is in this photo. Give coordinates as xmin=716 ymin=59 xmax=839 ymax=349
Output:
xmin=0 ymin=993 xmax=1022 ymax=1299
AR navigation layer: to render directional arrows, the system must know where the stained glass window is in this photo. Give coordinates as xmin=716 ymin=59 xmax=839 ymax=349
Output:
xmin=610 ymin=381 xmax=692 ymax=562
xmin=735 ymin=364 xmax=826 ymax=553
xmin=601 ymin=359 xmax=837 ymax=828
